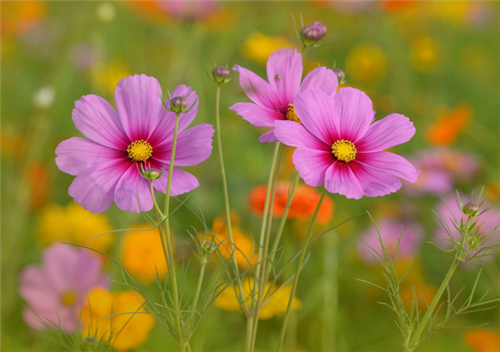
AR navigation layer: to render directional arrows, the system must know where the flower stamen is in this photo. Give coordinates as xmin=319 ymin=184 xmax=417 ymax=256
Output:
xmin=127 ymin=140 xmax=153 ymax=162
xmin=331 ymin=139 xmax=357 ymax=162
xmin=61 ymin=291 xmax=78 ymax=306
xmin=285 ymin=104 xmax=302 ymax=124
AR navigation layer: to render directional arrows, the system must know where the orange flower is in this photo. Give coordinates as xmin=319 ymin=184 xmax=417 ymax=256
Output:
xmin=399 ymin=283 xmax=436 ymax=310
xmin=28 ymin=163 xmax=51 ymax=210
xmin=425 ymin=104 xmax=471 ymax=146
xmin=211 ymin=214 xmax=257 ymax=268
xmin=249 ymin=182 xmax=334 ymax=224
xmin=464 ymin=329 xmax=500 ymax=352
xmin=121 ymin=225 xmax=169 ymax=284
xmin=381 ymin=0 xmax=418 ymax=12
xmin=1 ymin=1 xmax=45 ymax=37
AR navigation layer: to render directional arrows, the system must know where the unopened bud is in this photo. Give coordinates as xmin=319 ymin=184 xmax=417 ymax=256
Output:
xmin=202 ymin=241 xmax=217 ymax=254
xmin=141 ymin=168 xmax=161 ymax=180
xmin=301 ymin=21 xmax=327 ymax=46
xmin=170 ymin=96 xmax=188 ymax=113
xmin=332 ymin=68 xmax=345 ymax=84
xmin=463 ymin=202 xmax=480 ymax=216
xmin=212 ymin=66 xmax=230 ymax=83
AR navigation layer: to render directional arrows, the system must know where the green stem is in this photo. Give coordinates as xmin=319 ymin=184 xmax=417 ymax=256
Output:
xmin=246 ymin=315 xmax=255 ymax=352
xmin=276 ymin=188 xmax=327 ymax=352
xmin=249 ymin=170 xmax=298 ymax=352
xmin=163 ymin=112 xmax=184 ymax=348
xmin=214 ymin=84 xmax=249 ymax=310
xmin=247 ymin=143 xmax=282 ymax=351
xmin=404 ymin=216 xmax=472 ymax=352
xmin=266 ymin=172 xmax=300 ymax=279
xmin=188 ymin=255 xmax=208 ymax=329
xmin=322 ymin=231 xmax=338 ymax=352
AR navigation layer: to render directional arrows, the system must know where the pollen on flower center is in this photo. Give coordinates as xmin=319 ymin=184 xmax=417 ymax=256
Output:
xmin=285 ymin=104 xmax=302 ymax=124
xmin=331 ymin=139 xmax=357 ymax=162
xmin=61 ymin=291 xmax=78 ymax=306
xmin=127 ymin=140 xmax=153 ymax=162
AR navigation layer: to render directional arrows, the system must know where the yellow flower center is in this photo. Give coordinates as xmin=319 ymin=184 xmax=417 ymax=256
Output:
xmin=61 ymin=291 xmax=78 ymax=306
xmin=127 ymin=140 xmax=153 ymax=162
xmin=331 ymin=139 xmax=357 ymax=162
xmin=285 ymin=104 xmax=302 ymax=124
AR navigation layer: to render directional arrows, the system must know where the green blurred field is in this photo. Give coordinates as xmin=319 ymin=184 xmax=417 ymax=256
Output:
xmin=1 ymin=1 xmax=499 ymax=352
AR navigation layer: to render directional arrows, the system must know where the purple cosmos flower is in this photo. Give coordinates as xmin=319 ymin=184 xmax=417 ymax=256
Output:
xmin=358 ymin=220 xmax=423 ymax=264
xmin=19 ymin=244 xmax=107 ymax=331
xmin=55 ymin=74 xmax=214 ymax=214
xmin=157 ymin=0 xmax=219 ymax=20
xmin=434 ymin=194 xmax=500 ymax=259
xmin=230 ymin=48 xmax=339 ymax=143
xmin=404 ymin=148 xmax=480 ymax=196
xmin=274 ymin=88 xmax=419 ymax=198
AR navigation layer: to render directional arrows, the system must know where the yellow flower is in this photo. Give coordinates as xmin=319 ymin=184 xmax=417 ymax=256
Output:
xmin=91 ymin=61 xmax=131 ymax=96
xmin=81 ymin=287 xmax=156 ymax=351
xmin=121 ymin=225 xmax=168 ymax=284
xmin=425 ymin=103 xmax=471 ymax=146
xmin=211 ymin=214 xmax=257 ymax=268
xmin=242 ymin=32 xmax=296 ymax=66
xmin=38 ymin=202 xmax=114 ymax=254
xmin=410 ymin=35 xmax=440 ymax=72
xmin=214 ymin=278 xmax=302 ymax=319
xmin=464 ymin=329 xmax=500 ymax=352
xmin=346 ymin=44 xmax=387 ymax=83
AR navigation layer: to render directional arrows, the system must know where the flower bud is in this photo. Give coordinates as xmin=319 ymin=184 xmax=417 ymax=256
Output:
xmin=170 ymin=96 xmax=188 ymax=113
xmin=301 ymin=21 xmax=327 ymax=46
xmin=141 ymin=168 xmax=161 ymax=180
xmin=202 ymin=241 xmax=217 ymax=254
xmin=463 ymin=202 xmax=480 ymax=216
xmin=212 ymin=66 xmax=230 ymax=83
xmin=332 ymin=68 xmax=345 ymax=84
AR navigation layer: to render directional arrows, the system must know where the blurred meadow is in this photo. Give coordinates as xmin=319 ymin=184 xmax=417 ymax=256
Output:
xmin=1 ymin=1 xmax=500 ymax=351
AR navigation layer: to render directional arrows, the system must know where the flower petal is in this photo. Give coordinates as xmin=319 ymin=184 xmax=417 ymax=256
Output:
xmin=153 ymin=124 xmax=215 ymax=167
xmin=357 ymin=113 xmax=416 ymax=152
xmin=19 ymin=266 xmax=60 ymax=311
xmin=55 ymin=137 xmax=122 ymax=176
xmin=349 ymin=161 xmax=402 ymax=197
xmin=258 ymin=129 xmax=279 ymax=143
xmin=266 ymin=48 xmax=302 ymax=106
xmin=233 ymin=64 xmax=280 ymax=109
xmin=23 ymin=306 xmax=76 ymax=332
xmin=69 ymin=159 xmax=128 ymax=214
xmin=229 ymin=102 xmax=283 ymax=127
xmin=274 ymin=120 xmax=329 ymax=150
xmin=152 ymin=167 xmax=199 ymax=196
xmin=114 ymin=74 xmax=163 ymax=141
xmin=324 ymin=162 xmax=364 ymax=199
xmin=357 ymin=152 xmax=420 ymax=183
xmin=294 ymin=88 xmax=340 ymax=144
xmin=333 ymin=87 xmax=375 ymax=142
xmin=43 ymin=244 xmax=79 ymax=292
xmin=149 ymin=85 xmax=199 ymax=145
xmin=114 ymin=164 xmax=154 ymax=213
xmin=72 ymin=95 xmax=128 ymax=149
xmin=300 ymin=66 xmax=338 ymax=97
xmin=292 ymin=148 xmax=332 ymax=187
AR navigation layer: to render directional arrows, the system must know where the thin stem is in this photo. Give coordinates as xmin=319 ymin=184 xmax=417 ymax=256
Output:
xmin=250 ymin=170 xmax=297 ymax=352
xmin=163 ymin=112 xmax=184 ymax=347
xmin=214 ymin=83 xmax=248 ymax=310
xmin=188 ymin=255 xmax=208 ymax=329
xmin=246 ymin=315 xmax=255 ymax=352
xmin=247 ymin=142 xmax=282 ymax=351
xmin=276 ymin=188 xmax=327 ymax=352
xmin=404 ymin=216 xmax=473 ymax=352
xmin=266 ymin=172 xmax=300 ymax=278
xmin=322 ymin=231 xmax=338 ymax=352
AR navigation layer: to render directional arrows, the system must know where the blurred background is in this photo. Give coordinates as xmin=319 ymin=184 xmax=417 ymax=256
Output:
xmin=1 ymin=1 xmax=499 ymax=351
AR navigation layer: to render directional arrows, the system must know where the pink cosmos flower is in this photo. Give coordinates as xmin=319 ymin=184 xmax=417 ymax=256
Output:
xmin=55 ymin=74 xmax=214 ymax=214
xmin=434 ymin=194 xmax=500 ymax=260
xmin=358 ymin=220 xmax=423 ymax=264
xmin=19 ymin=244 xmax=107 ymax=331
xmin=157 ymin=0 xmax=220 ymax=20
xmin=274 ymin=88 xmax=419 ymax=198
xmin=404 ymin=148 xmax=480 ymax=196
xmin=230 ymin=48 xmax=339 ymax=143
